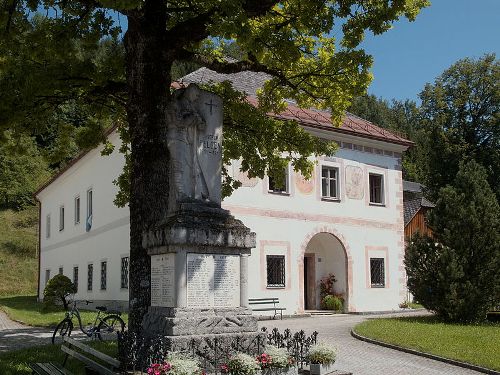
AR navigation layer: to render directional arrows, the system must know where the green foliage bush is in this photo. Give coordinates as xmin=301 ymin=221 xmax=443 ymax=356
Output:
xmin=43 ymin=274 xmax=76 ymax=311
xmin=405 ymin=160 xmax=500 ymax=322
xmin=322 ymin=295 xmax=343 ymax=311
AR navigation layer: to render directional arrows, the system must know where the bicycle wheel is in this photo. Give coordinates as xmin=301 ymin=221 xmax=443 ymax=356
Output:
xmin=52 ymin=318 xmax=73 ymax=345
xmin=97 ymin=314 xmax=125 ymax=341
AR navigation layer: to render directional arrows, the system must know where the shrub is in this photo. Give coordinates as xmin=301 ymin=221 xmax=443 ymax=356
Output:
xmin=307 ymin=342 xmax=336 ymax=365
xmin=319 ymin=274 xmax=337 ymax=302
xmin=43 ymin=274 xmax=76 ymax=310
xmin=322 ymin=295 xmax=343 ymax=311
xmin=405 ymin=161 xmax=500 ymax=323
xmin=164 ymin=352 xmax=201 ymax=375
xmin=257 ymin=346 xmax=295 ymax=369
xmin=222 ymin=352 xmax=260 ymax=375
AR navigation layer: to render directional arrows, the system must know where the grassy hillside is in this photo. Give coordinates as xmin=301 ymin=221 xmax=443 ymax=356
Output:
xmin=0 ymin=207 xmax=39 ymax=296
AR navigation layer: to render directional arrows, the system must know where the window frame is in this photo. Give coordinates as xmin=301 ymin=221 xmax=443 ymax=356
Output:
xmin=46 ymin=214 xmax=51 ymax=239
xmin=321 ymin=166 xmax=340 ymax=200
xmin=73 ymin=266 xmax=79 ymax=293
xmin=369 ymin=173 xmax=385 ymax=205
xmin=100 ymin=261 xmax=107 ymax=291
xmin=266 ymin=255 xmax=286 ymax=288
xmin=74 ymin=196 xmax=80 ymax=225
xmin=87 ymin=263 xmax=93 ymax=292
xmin=370 ymin=257 xmax=385 ymax=288
xmin=45 ymin=269 xmax=51 ymax=286
xmin=268 ymin=166 xmax=290 ymax=195
xmin=86 ymin=188 xmax=93 ymax=232
xmin=121 ymin=257 xmax=129 ymax=289
xmin=59 ymin=205 xmax=65 ymax=232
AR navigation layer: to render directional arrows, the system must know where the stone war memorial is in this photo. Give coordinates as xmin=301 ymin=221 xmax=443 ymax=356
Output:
xmin=141 ymin=84 xmax=259 ymax=350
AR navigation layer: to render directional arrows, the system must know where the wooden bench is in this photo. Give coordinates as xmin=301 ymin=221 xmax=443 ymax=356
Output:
xmin=249 ymin=297 xmax=286 ymax=320
xmin=30 ymin=336 xmax=121 ymax=375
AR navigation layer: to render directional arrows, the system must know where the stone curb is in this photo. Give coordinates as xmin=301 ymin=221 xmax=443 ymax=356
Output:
xmin=350 ymin=329 xmax=500 ymax=375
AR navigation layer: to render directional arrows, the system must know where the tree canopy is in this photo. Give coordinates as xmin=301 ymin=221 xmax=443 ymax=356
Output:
xmin=1 ymin=0 xmax=429 ymax=330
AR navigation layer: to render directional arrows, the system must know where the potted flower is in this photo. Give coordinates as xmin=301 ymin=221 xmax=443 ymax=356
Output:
xmin=221 ymin=352 xmax=260 ymax=375
xmin=146 ymin=352 xmax=203 ymax=375
xmin=307 ymin=342 xmax=336 ymax=375
xmin=257 ymin=346 xmax=298 ymax=375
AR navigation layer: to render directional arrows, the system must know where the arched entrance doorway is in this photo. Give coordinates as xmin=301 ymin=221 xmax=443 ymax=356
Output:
xmin=303 ymin=232 xmax=348 ymax=311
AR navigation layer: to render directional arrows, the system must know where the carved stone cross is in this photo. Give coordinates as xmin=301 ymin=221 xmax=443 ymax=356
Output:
xmin=205 ymin=98 xmax=218 ymax=115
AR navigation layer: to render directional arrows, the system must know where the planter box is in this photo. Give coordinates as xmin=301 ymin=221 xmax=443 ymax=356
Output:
xmin=261 ymin=366 xmax=299 ymax=375
xmin=310 ymin=363 xmax=335 ymax=375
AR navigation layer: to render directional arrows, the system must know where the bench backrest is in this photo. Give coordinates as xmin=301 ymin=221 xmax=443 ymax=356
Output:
xmin=62 ymin=336 xmax=120 ymax=375
xmin=248 ymin=298 xmax=279 ymax=305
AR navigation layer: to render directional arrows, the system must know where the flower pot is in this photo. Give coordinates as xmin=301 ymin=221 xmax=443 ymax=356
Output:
xmin=310 ymin=363 xmax=335 ymax=375
xmin=260 ymin=366 xmax=298 ymax=375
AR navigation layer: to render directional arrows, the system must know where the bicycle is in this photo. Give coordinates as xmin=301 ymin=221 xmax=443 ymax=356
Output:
xmin=52 ymin=299 xmax=125 ymax=344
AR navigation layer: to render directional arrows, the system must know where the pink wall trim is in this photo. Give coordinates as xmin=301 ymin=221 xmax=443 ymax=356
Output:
xmin=298 ymin=226 xmax=353 ymax=313
xmin=222 ymin=204 xmax=400 ymax=231
xmin=259 ymin=240 xmax=292 ymax=291
xmin=364 ymin=246 xmax=389 ymax=289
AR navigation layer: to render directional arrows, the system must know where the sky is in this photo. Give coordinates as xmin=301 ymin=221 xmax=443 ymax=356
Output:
xmin=360 ymin=0 xmax=500 ymax=102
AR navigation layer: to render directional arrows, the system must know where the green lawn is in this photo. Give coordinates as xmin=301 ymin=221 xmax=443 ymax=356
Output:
xmin=0 ymin=295 xmax=128 ymax=328
xmin=354 ymin=316 xmax=500 ymax=371
xmin=0 ymin=341 xmax=117 ymax=375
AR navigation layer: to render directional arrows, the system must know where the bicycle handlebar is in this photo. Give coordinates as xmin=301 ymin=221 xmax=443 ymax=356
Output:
xmin=85 ymin=300 xmax=93 ymax=305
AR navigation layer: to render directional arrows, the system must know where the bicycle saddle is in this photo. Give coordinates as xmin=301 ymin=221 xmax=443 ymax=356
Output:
xmin=96 ymin=306 xmax=107 ymax=312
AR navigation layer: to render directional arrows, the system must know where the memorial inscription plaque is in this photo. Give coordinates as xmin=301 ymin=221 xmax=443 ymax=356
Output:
xmin=186 ymin=253 xmax=240 ymax=308
xmin=151 ymin=253 xmax=176 ymax=307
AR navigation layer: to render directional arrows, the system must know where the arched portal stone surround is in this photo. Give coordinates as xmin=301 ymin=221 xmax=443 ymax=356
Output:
xmin=298 ymin=227 xmax=354 ymax=312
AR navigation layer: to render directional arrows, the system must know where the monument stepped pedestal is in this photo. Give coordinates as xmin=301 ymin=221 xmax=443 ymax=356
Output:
xmin=141 ymin=86 xmax=259 ymax=350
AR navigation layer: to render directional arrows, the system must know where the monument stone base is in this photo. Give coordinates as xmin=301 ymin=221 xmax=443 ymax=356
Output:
xmin=142 ymin=307 xmax=258 ymax=336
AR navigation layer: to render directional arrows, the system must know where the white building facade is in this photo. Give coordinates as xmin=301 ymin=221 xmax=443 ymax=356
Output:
xmin=36 ymin=122 xmax=409 ymax=315
xmin=36 ymin=73 xmax=411 ymax=315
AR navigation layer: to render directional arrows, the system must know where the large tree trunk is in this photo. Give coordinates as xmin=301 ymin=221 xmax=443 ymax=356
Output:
xmin=124 ymin=3 xmax=173 ymax=332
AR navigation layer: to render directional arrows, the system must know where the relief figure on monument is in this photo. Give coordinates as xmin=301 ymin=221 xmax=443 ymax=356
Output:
xmin=168 ymin=86 xmax=211 ymax=209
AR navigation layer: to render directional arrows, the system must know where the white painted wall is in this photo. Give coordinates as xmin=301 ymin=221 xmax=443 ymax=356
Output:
xmin=38 ymin=128 xmax=407 ymax=314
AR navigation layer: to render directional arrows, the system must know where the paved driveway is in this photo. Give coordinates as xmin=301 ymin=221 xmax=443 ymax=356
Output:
xmin=0 ymin=311 xmax=53 ymax=352
xmin=259 ymin=313 xmax=482 ymax=375
xmin=0 ymin=310 xmax=484 ymax=374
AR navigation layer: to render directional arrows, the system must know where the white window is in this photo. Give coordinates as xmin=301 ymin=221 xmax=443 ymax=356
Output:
xmin=321 ymin=166 xmax=339 ymax=199
xmin=121 ymin=257 xmax=129 ymax=289
xmin=45 ymin=269 xmax=51 ymax=286
xmin=86 ymin=189 xmax=93 ymax=232
xmin=46 ymin=215 xmax=51 ymax=239
xmin=87 ymin=264 xmax=93 ymax=291
xmin=268 ymin=167 xmax=289 ymax=194
xmin=100 ymin=261 xmax=107 ymax=291
xmin=369 ymin=173 xmax=384 ymax=204
xmin=73 ymin=266 xmax=79 ymax=293
xmin=266 ymin=255 xmax=286 ymax=288
xmin=59 ymin=206 xmax=65 ymax=231
xmin=370 ymin=258 xmax=385 ymax=287
xmin=74 ymin=196 xmax=80 ymax=224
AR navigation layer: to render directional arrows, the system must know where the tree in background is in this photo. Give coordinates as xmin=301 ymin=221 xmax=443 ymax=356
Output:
xmin=348 ymin=94 xmax=421 ymax=181
xmin=0 ymin=132 xmax=50 ymax=209
xmin=1 ymin=0 xmax=428 ymax=331
xmin=417 ymin=54 xmax=499 ymax=200
xmin=405 ymin=160 xmax=500 ymax=323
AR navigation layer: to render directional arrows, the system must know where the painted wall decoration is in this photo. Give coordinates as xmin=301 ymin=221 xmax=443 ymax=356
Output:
xmin=295 ymin=171 xmax=314 ymax=194
xmin=345 ymin=165 xmax=364 ymax=200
